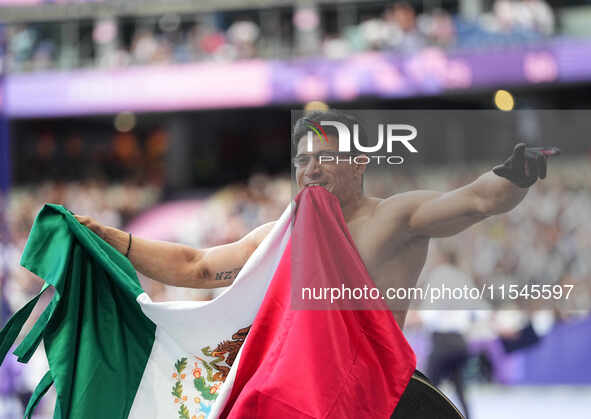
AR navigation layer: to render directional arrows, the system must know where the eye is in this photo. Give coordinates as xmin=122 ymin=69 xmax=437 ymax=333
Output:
xmin=316 ymin=151 xmax=340 ymax=164
xmin=293 ymin=155 xmax=311 ymax=167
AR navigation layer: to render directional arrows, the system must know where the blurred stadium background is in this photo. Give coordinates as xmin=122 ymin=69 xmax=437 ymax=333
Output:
xmin=1 ymin=0 xmax=591 ymax=418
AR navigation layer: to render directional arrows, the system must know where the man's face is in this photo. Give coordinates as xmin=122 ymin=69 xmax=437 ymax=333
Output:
xmin=294 ymin=134 xmax=365 ymax=203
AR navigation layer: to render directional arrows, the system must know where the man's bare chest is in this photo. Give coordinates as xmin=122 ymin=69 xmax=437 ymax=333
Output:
xmin=346 ymin=217 xmax=429 ymax=289
xmin=346 ymin=218 xmax=429 ymax=327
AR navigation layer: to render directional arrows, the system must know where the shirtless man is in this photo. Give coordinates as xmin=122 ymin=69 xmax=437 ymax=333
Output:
xmin=76 ymin=110 xmax=558 ymax=329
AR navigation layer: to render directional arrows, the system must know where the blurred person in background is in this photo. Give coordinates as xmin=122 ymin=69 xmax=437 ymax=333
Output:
xmin=6 ymin=25 xmax=36 ymax=72
xmin=421 ymin=9 xmax=456 ymax=48
xmin=420 ymin=247 xmax=483 ymax=419
xmin=189 ymin=22 xmax=226 ymax=61
xmin=130 ymin=27 xmax=160 ymax=65
xmin=386 ymin=1 xmax=426 ymax=52
xmin=494 ymin=0 xmax=555 ymax=36
xmin=226 ymin=19 xmax=260 ymax=60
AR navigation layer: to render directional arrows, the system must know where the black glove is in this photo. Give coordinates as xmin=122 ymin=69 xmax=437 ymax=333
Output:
xmin=493 ymin=143 xmax=560 ymax=188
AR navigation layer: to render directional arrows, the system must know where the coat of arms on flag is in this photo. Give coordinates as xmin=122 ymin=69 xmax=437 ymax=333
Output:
xmin=169 ymin=326 xmax=250 ymax=419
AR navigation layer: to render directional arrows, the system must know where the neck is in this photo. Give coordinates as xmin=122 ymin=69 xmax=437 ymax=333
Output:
xmin=340 ymin=190 xmax=366 ymax=222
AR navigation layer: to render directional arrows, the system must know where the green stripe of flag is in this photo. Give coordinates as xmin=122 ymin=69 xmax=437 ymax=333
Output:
xmin=1 ymin=204 xmax=156 ymax=418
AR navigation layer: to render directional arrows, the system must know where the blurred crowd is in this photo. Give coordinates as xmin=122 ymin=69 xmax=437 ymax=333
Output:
xmin=1 ymin=180 xmax=160 ymax=309
xmin=322 ymin=0 xmax=555 ymax=59
xmin=3 ymin=0 xmax=559 ymax=73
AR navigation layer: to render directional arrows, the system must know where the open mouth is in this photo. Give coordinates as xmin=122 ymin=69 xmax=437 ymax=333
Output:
xmin=305 ymin=183 xmax=327 ymax=188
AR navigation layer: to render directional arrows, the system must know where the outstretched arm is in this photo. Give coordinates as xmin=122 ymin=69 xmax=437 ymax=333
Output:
xmin=378 ymin=143 xmax=559 ymax=239
xmin=394 ymin=172 xmax=526 ymax=238
xmin=75 ymin=215 xmax=275 ymax=288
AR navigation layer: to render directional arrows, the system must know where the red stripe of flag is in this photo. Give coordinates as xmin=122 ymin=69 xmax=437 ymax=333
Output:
xmin=221 ymin=188 xmax=416 ymax=418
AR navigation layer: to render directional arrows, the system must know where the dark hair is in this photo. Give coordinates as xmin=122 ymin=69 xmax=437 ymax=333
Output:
xmin=292 ymin=110 xmax=369 ymax=154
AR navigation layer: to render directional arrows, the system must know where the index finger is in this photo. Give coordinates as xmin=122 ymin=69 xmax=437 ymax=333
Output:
xmin=529 ymin=146 xmax=561 ymax=157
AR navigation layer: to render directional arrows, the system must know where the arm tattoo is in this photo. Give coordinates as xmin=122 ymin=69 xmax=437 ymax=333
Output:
xmin=215 ymin=267 xmax=241 ymax=281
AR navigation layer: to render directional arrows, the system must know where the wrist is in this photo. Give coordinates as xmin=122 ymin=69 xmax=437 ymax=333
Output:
xmin=103 ymin=226 xmax=129 ymax=255
xmin=125 ymin=232 xmax=132 ymax=258
xmin=477 ymin=172 xmax=528 ymax=215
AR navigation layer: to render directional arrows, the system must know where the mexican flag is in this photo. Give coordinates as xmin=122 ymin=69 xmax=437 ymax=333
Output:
xmin=0 ymin=187 xmax=415 ymax=419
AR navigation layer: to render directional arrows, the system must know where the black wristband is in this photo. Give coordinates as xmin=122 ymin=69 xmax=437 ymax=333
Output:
xmin=125 ymin=232 xmax=132 ymax=258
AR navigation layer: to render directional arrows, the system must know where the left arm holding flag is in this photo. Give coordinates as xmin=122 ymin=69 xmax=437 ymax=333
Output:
xmin=75 ymin=215 xmax=275 ymax=289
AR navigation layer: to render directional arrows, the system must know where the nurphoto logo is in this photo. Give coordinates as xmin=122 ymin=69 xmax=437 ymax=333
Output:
xmin=306 ymin=121 xmax=419 ymax=165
